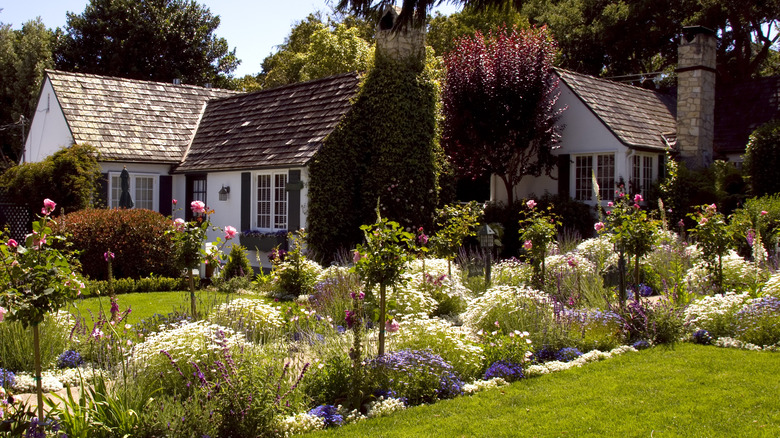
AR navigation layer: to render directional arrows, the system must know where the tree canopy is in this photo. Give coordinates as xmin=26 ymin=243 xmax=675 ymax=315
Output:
xmin=427 ymin=6 xmax=528 ymax=57
xmin=55 ymin=0 xmax=239 ymax=87
xmin=0 ymin=18 xmax=55 ymax=166
xmin=260 ymin=13 xmax=374 ymax=89
xmin=441 ymin=26 xmax=563 ymax=207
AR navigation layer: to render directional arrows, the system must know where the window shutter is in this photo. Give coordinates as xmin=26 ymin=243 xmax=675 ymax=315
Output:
xmin=98 ymin=173 xmax=109 ymax=207
xmin=658 ymin=154 xmax=666 ymax=180
xmin=241 ymin=172 xmax=251 ymax=231
xmin=557 ymin=154 xmax=571 ymax=198
xmin=159 ymin=175 xmax=172 ymax=216
xmin=286 ymin=170 xmax=302 ymax=230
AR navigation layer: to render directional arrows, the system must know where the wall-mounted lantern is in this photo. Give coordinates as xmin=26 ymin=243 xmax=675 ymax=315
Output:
xmin=218 ymin=185 xmax=230 ymax=201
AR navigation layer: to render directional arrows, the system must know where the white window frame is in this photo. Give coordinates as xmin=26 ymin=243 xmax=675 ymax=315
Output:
xmin=108 ymin=172 xmax=159 ymax=211
xmin=630 ymin=154 xmax=655 ymax=199
xmin=254 ymin=171 xmax=288 ymax=231
xmin=572 ymin=152 xmax=616 ymax=203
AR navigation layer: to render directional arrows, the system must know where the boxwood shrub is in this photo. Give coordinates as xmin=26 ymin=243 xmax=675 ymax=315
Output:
xmin=55 ymin=208 xmax=181 ymax=280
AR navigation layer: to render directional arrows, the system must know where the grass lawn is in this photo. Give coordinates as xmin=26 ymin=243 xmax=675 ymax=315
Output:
xmin=65 ymin=289 xmax=255 ymax=327
xmin=314 ymin=344 xmax=780 ymax=437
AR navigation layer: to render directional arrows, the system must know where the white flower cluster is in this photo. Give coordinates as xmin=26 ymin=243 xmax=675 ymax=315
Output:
xmin=389 ymin=259 xmax=469 ymax=316
xmin=491 ymin=259 xmax=532 ymax=287
xmin=544 ymin=253 xmax=596 ymax=278
xmin=209 ymin=298 xmax=284 ymax=336
xmin=683 ymin=292 xmax=751 ymax=332
xmin=761 ymin=273 xmax=780 ymax=298
xmin=337 ymin=406 xmax=366 ymax=424
xmin=525 ymin=346 xmax=637 ymax=378
xmin=390 ymin=313 xmax=484 ymax=379
xmin=714 ymin=337 xmax=780 ymax=352
xmin=576 ymin=236 xmax=618 ymax=273
xmin=11 ymin=365 xmax=107 ymax=393
xmin=276 ymin=412 xmax=325 ymax=437
xmin=130 ymin=320 xmax=246 ymax=374
xmin=388 ymin=276 xmax=439 ymax=316
xmin=462 ymin=377 xmax=509 ymax=394
xmin=404 ymin=258 xmax=458 ymax=278
xmin=317 ymin=264 xmax=353 ymax=282
xmin=462 ymin=285 xmax=549 ymax=330
xmin=684 ymin=251 xmax=762 ymax=293
xmin=366 ymin=396 xmax=407 ymax=418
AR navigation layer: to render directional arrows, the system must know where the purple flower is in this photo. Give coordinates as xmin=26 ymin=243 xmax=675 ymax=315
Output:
xmin=483 ymin=360 xmax=524 ymax=382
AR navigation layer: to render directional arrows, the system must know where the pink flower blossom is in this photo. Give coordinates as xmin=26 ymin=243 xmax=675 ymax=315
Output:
xmin=190 ymin=200 xmax=206 ymax=214
xmin=0 ymin=306 xmax=6 ymax=322
xmin=594 ymin=222 xmax=605 ymax=232
xmin=634 ymin=194 xmax=644 ymax=203
xmin=418 ymin=233 xmax=428 ymax=245
xmin=6 ymin=239 xmax=17 ymax=249
xmin=224 ymin=225 xmax=237 ymax=240
xmin=699 ymin=217 xmax=709 ymax=226
xmin=633 ymin=203 xmax=640 ymax=209
xmin=607 ymin=202 xmax=614 ymax=207
xmin=523 ymin=240 xmax=532 ymax=250
xmin=761 ymin=210 xmax=768 ymax=216
xmin=353 ymin=250 xmax=362 ymax=263
xmin=386 ymin=319 xmax=400 ymax=333
xmin=174 ymin=218 xmax=185 ymax=230
xmin=42 ymin=198 xmax=56 ymax=215
xmin=678 ymin=219 xmax=685 ymax=228
xmin=104 ymin=251 xmax=115 ymax=261
xmin=172 ymin=199 xmax=178 ymax=205
xmin=526 ymin=199 xmax=537 ymax=209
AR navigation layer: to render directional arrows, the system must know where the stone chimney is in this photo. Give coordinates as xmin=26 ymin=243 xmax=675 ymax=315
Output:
xmin=375 ymin=6 xmax=426 ymax=63
xmin=676 ymin=26 xmax=717 ymax=169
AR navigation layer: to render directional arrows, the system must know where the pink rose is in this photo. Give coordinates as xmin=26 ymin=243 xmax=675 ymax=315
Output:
xmin=224 ymin=225 xmax=237 ymax=240
xmin=699 ymin=217 xmax=709 ymax=226
xmin=0 ymin=306 xmax=6 ymax=322
xmin=172 ymin=199 xmax=178 ymax=205
xmin=6 ymin=239 xmax=17 ymax=249
xmin=761 ymin=210 xmax=768 ymax=216
xmin=174 ymin=218 xmax=185 ymax=230
xmin=607 ymin=202 xmax=614 ymax=207
xmin=386 ymin=319 xmax=400 ymax=333
xmin=42 ymin=198 xmax=56 ymax=215
xmin=526 ymin=199 xmax=537 ymax=209
xmin=634 ymin=194 xmax=644 ymax=203
xmin=633 ymin=203 xmax=640 ymax=209
xmin=524 ymin=240 xmax=533 ymax=250
xmin=594 ymin=222 xmax=605 ymax=232
xmin=353 ymin=250 xmax=362 ymax=263
xmin=190 ymin=200 xmax=206 ymax=214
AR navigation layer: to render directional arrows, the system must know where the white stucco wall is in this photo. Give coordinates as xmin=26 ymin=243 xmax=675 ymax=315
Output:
xmin=23 ymin=78 xmax=73 ymax=163
xmin=492 ymin=80 xmax=631 ymax=205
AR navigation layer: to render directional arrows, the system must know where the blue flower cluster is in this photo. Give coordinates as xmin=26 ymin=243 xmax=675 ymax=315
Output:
xmin=692 ymin=329 xmax=713 ymax=345
xmin=533 ymin=345 xmax=557 ymax=362
xmin=57 ymin=350 xmax=84 ymax=369
xmin=368 ymin=349 xmax=463 ymax=403
xmin=0 ymin=368 xmax=15 ymax=388
xmin=555 ymin=347 xmax=583 ymax=362
xmin=637 ymin=283 xmax=654 ymax=297
xmin=308 ymin=404 xmax=343 ymax=427
xmin=632 ymin=339 xmax=651 ymax=350
xmin=483 ymin=360 xmax=524 ymax=382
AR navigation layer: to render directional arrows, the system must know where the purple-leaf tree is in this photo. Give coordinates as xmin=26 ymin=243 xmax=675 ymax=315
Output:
xmin=442 ymin=25 xmax=564 ymax=207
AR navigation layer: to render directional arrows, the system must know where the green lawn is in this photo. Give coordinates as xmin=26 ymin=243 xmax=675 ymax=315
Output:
xmin=314 ymin=344 xmax=780 ymax=437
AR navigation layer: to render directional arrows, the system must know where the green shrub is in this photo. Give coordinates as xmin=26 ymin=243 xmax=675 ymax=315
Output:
xmin=0 ymin=143 xmax=101 ymax=212
xmin=271 ymin=233 xmax=322 ymax=300
xmin=56 ymin=208 xmax=180 ymax=280
xmin=83 ymin=276 xmax=188 ymax=297
xmin=222 ymin=245 xmax=254 ymax=280
xmin=0 ymin=312 xmax=73 ymax=372
xmin=745 ymin=119 xmax=780 ymax=197
xmin=729 ymin=194 xmax=780 ymax=259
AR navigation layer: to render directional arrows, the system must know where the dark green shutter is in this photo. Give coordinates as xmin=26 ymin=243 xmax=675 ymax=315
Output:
xmin=286 ymin=170 xmax=302 ymax=230
xmin=658 ymin=154 xmax=666 ymax=180
xmin=557 ymin=154 xmax=571 ymax=198
xmin=159 ymin=175 xmax=172 ymax=216
xmin=99 ymin=173 xmax=109 ymax=207
xmin=241 ymin=172 xmax=251 ymax=231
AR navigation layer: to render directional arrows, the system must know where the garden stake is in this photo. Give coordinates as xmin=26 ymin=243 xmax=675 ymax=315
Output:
xmin=33 ymin=322 xmax=44 ymax=424
xmin=379 ymin=283 xmax=386 ymax=356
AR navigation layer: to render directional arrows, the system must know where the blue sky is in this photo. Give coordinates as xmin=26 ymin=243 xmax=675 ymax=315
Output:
xmin=1 ymin=1 xmax=460 ymax=77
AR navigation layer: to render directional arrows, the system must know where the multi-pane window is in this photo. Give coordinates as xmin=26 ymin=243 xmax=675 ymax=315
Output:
xmin=631 ymin=155 xmax=653 ymax=199
xmin=192 ymin=177 xmax=207 ymax=206
xmin=110 ymin=173 xmax=157 ymax=210
xmin=574 ymin=153 xmax=615 ymax=202
xmin=257 ymin=173 xmax=288 ymax=230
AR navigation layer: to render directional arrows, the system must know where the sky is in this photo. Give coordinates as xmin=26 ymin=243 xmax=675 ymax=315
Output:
xmin=0 ymin=1 xmax=461 ymax=77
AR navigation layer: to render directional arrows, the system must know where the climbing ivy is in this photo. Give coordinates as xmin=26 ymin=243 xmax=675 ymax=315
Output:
xmin=308 ymin=49 xmax=445 ymax=262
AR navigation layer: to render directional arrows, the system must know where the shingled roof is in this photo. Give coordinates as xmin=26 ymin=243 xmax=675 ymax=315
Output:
xmin=556 ymin=69 xmax=677 ymax=151
xmin=46 ymin=69 xmax=238 ymax=163
xmin=175 ymin=72 xmax=361 ymax=173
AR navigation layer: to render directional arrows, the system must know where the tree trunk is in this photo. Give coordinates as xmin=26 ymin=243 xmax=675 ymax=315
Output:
xmin=189 ymin=270 xmax=197 ymax=318
xmin=378 ymin=283 xmax=387 ymax=356
xmin=33 ymin=323 xmax=44 ymax=423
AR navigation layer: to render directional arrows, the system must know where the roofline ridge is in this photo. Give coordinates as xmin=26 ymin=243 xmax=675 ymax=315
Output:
xmin=43 ymin=68 xmax=238 ymax=94
xmin=554 ymin=67 xmax=664 ymax=97
xmin=208 ymin=71 xmax=361 ymax=104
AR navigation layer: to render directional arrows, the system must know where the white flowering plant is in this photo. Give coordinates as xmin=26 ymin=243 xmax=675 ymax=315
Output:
xmin=684 ymin=292 xmax=751 ymax=338
xmin=208 ymin=298 xmax=284 ymax=343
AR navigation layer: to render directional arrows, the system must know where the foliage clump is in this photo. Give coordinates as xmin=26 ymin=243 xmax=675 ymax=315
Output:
xmin=745 ymin=119 xmax=780 ymax=197
xmin=55 ymin=208 xmax=180 ymax=279
xmin=307 ymin=50 xmax=442 ymax=262
xmin=222 ymin=244 xmax=254 ymax=280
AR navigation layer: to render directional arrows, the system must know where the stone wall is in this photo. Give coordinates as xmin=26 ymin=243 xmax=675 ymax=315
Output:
xmin=375 ymin=6 xmax=426 ymax=63
xmin=676 ymin=27 xmax=717 ymax=169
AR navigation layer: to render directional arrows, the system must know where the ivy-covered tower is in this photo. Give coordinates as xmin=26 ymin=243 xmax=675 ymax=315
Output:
xmin=307 ymin=6 xmax=442 ymax=262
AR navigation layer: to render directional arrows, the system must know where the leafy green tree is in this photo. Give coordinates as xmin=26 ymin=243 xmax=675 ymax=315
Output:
xmin=55 ymin=0 xmax=239 ymax=87
xmin=260 ymin=13 xmax=374 ymax=89
xmin=427 ymin=7 xmax=529 ymax=56
xmin=745 ymin=119 xmax=780 ymax=197
xmin=0 ymin=18 xmax=55 ymax=165
xmin=0 ymin=143 xmax=101 ymax=213
xmin=442 ymin=26 xmax=563 ymax=208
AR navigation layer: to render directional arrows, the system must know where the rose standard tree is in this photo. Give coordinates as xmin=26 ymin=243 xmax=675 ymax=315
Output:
xmin=0 ymin=199 xmax=85 ymax=425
